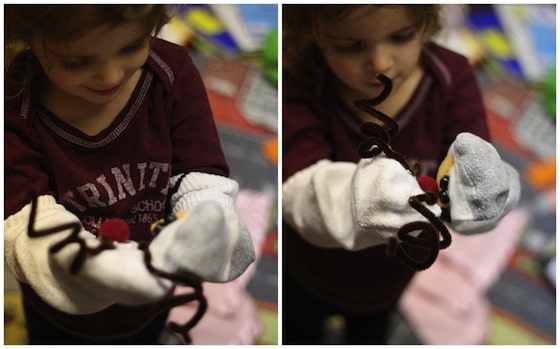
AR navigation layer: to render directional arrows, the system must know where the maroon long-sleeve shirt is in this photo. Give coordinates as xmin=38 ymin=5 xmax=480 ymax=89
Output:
xmin=5 ymin=38 xmax=228 ymax=339
xmin=283 ymin=42 xmax=490 ymax=312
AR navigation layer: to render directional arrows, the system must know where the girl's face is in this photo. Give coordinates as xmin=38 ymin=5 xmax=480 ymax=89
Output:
xmin=30 ymin=21 xmax=152 ymax=105
xmin=316 ymin=6 xmax=425 ymax=101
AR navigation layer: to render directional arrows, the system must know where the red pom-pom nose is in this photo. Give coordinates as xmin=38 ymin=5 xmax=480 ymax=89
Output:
xmin=417 ymin=176 xmax=438 ymax=195
xmin=98 ymin=218 xmax=130 ymax=242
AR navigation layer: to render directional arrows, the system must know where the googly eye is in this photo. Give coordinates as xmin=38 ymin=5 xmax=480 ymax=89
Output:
xmin=439 ymin=175 xmax=450 ymax=191
xmin=439 ymin=190 xmax=450 ymax=204
xmin=166 ymin=214 xmax=177 ymax=223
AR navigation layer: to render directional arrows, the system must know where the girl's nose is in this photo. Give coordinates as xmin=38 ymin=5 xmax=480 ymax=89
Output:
xmin=366 ymin=46 xmax=392 ymax=73
xmin=94 ymin=61 xmax=124 ymax=85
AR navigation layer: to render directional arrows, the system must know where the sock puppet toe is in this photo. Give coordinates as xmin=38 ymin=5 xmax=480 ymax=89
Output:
xmin=167 ymin=201 xmax=233 ymax=281
xmin=226 ymin=221 xmax=256 ymax=281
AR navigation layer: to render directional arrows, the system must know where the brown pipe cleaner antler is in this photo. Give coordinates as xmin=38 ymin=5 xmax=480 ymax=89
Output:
xmin=355 ymin=74 xmax=451 ymax=271
xmin=26 ymin=191 xmax=206 ymax=344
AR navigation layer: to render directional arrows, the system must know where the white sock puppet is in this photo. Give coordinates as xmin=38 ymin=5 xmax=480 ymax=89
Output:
xmin=4 ymin=173 xmax=255 ymax=315
xmin=283 ymin=157 xmax=442 ymax=251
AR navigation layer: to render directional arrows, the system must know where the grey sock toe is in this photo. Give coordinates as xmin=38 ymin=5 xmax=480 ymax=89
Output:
xmin=227 ymin=222 xmax=256 ymax=280
xmin=166 ymin=201 xmax=229 ymax=280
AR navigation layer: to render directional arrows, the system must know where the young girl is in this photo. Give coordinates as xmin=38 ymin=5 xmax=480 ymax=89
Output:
xmin=5 ymin=5 xmax=255 ymax=344
xmin=282 ymin=5 xmax=517 ymax=344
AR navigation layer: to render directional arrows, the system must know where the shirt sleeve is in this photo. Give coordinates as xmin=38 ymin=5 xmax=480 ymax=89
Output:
xmin=5 ymin=107 xmax=54 ymax=217
xmin=442 ymin=57 xmax=491 ymax=151
xmin=168 ymin=51 xmax=229 ymax=177
xmin=282 ymin=77 xmax=334 ymax=181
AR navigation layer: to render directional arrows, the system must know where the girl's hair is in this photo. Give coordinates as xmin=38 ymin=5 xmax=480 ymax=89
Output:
xmin=283 ymin=4 xmax=442 ymax=87
xmin=5 ymin=4 xmax=170 ymax=99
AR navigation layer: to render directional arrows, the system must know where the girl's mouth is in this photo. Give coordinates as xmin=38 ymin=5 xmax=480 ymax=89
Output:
xmin=87 ymin=84 xmax=122 ymax=96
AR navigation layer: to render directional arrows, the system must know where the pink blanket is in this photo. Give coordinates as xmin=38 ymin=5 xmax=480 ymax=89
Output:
xmin=167 ymin=290 xmax=262 ymax=345
xmin=399 ymin=208 xmax=528 ymax=344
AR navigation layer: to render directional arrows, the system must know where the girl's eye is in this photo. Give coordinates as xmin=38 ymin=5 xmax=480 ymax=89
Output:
xmin=57 ymin=37 xmax=148 ymax=71
xmin=390 ymin=31 xmax=416 ymax=44
xmin=121 ymin=39 xmax=148 ymax=55
xmin=59 ymin=59 xmax=89 ymax=71
xmin=335 ymin=41 xmax=365 ymax=53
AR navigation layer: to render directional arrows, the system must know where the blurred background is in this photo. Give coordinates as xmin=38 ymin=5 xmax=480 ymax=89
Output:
xmin=4 ymin=4 xmax=278 ymax=345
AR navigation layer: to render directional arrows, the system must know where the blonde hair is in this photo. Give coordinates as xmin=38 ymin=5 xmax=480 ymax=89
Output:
xmin=283 ymin=4 xmax=442 ymax=87
xmin=5 ymin=4 xmax=170 ymax=99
